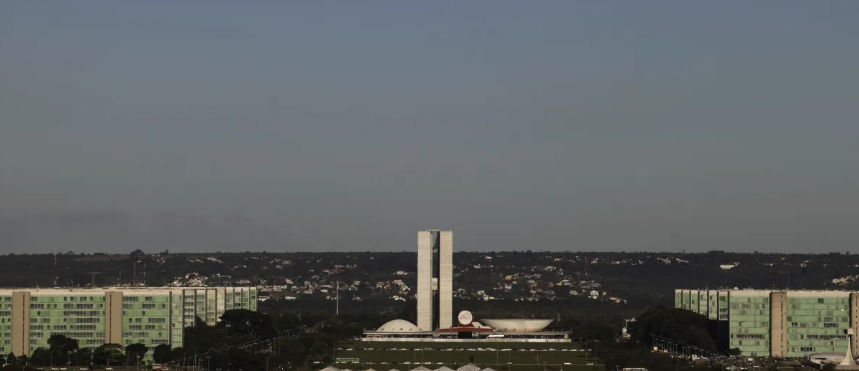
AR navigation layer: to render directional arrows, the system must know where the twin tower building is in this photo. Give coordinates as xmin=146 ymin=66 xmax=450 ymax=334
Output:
xmin=416 ymin=230 xmax=454 ymax=331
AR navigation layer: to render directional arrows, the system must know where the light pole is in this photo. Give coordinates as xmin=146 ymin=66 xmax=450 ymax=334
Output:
xmin=496 ymin=335 xmax=499 ymax=365
xmin=584 ymin=339 xmax=588 ymax=366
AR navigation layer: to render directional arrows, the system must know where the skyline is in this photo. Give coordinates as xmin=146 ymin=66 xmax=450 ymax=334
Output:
xmin=2 ymin=1 xmax=858 ymax=253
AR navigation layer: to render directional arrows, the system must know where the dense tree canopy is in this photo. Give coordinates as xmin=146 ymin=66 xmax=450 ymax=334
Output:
xmin=218 ymin=309 xmax=277 ymax=338
xmin=631 ymin=307 xmax=717 ymax=351
xmin=125 ymin=343 xmax=148 ymax=365
xmin=48 ymin=334 xmax=79 ymax=354
xmin=93 ymin=344 xmax=125 ymax=366
xmin=153 ymin=344 xmax=172 ymax=365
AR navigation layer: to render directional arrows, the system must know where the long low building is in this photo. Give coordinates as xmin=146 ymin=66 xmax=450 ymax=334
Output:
xmin=0 ymin=287 xmax=258 ymax=356
xmin=675 ymin=289 xmax=859 ymax=358
xmin=335 ymin=318 xmax=601 ymax=371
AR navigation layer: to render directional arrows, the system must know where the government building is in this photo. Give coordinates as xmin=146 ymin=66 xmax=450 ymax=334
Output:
xmin=0 ymin=287 xmax=257 ymax=357
xmin=331 ymin=231 xmax=601 ymax=371
xmin=675 ymin=289 xmax=859 ymax=357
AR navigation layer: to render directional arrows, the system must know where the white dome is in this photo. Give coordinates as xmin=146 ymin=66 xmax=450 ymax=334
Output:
xmin=481 ymin=319 xmax=553 ymax=332
xmin=376 ymin=319 xmax=421 ymax=332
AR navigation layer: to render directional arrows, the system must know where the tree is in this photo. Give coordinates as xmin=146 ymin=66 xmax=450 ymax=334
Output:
xmin=274 ymin=313 xmax=301 ymax=333
xmin=26 ymin=349 xmax=50 ymax=367
xmin=398 ymin=299 xmax=417 ymax=324
xmin=218 ymin=309 xmax=276 ymax=338
xmin=631 ymin=307 xmax=717 ymax=351
xmin=169 ymin=348 xmax=187 ymax=366
xmin=93 ymin=344 xmax=124 ymax=366
xmin=4 ymin=353 xmax=18 ymax=366
xmin=152 ymin=344 xmax=171 ymax=365
xmin=125 ymin=344 xmax=148 ymax=365
xmin=279 ymin=339 xmax=307 ymax=368
xmin=48 ymin=334 xmax=79 ymax=354
xmin=727 ymin=348 xmax=742 ymax=356
xmin=72 ymin=348 xmax=93 ymax=367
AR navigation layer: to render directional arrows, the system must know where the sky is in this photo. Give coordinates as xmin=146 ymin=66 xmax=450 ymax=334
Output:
xmin=1 ymin=1 xmax=858 ymax=254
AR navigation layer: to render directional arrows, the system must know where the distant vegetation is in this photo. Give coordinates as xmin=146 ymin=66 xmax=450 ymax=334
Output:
xmin=2 ymin=250 xmax=855 ymax=370
xmin=2 ymin=250 xmax=857 ymax=302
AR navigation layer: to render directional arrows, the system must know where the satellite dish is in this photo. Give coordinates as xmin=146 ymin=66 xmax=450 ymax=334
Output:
xmin=458 ymin=310 xmax=473 ymax=326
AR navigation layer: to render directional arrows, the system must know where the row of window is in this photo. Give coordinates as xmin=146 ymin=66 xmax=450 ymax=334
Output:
xmin=127 ymin=324 xmax=164 ymax=331
xmin=70 ymin=325 xmax=98 ymax=331
xmin=796 ymin=334 xmax=848 ymax=340
xmin=32 ymin=296 xmax=99 ymax=302
xmin=123 ymin=296 xmax=156 ymax=302
xmin=790 ymin=322 xmax=841 ymax=328
xmin=30 ymin=316 xmax=100 ymax=323
xmin=122 ymin=303 xmax=166 ymax=310
xmin=121 ymin=331 xmax=165 ymax=338
xmin=733 ymin=334 xmax=766 ymax=339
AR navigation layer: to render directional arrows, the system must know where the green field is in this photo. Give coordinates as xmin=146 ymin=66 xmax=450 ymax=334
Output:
xmin=336 ymin=340 xmax=603 ymax=371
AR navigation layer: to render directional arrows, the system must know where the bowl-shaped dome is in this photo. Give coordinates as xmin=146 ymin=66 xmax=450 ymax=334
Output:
xmin=376 ymin=319 xmax=421 ymax=332
xmin=480 ymin=319 xmax=552 ymax=332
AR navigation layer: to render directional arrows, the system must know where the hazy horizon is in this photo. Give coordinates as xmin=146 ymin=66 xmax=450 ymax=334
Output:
xmin=2 ymin=1 xmax=858 ymax=253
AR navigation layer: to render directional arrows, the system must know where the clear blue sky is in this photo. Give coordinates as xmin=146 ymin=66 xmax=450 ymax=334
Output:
xmin=2 ymin=1 xmax=858 ymax=253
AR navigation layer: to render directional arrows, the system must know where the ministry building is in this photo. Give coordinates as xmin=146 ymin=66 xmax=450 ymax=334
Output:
xmin=0 ymin=287 xmax=257 ymax=357
xmin=676 ymin=289 xmax=859 ymax=357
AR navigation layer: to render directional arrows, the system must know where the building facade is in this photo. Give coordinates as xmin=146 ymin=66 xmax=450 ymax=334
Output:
xmin=417 ymin=230 xmax=453 ymax=331
xmin=676 ymin=289 xmax=859 ymax=357
xmin=0 ymin=287 xmax=257 ymax=357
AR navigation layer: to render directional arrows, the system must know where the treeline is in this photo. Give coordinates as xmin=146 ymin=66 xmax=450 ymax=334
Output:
xmin=1 ymin=304 xmax=731 ymax=371
xmin=0 ymin=309 xmax=366 ymax=371
xmin=598 ymin=307 xmax=735 ymax=371
xmin=3 ymin=335 xmax=163 ymax=367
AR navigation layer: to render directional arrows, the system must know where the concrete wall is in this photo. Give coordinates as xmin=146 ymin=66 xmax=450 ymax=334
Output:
xmin=769 ymin=291 xmax=787 ymax=357
xmin=104 ymin=291 xmax=124 ymax=345
xmin=852 ymin=293 xmax=859 ymax=355
xmin=11 ymin=291 xmax=31 ymax=356
xmin=417 ymin=230 xmax=433 ymax=331
xmin=439 ymin=230 xmax=453 ymax=329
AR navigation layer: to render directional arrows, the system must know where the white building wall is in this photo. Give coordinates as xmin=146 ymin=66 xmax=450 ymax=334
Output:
xmin=417 ymin=230 xmax=433 ymax=331
xmin=216 ymin=287 xmax=226 ymax=321
xmin=439 ymin=230 xmax=453 ymax=329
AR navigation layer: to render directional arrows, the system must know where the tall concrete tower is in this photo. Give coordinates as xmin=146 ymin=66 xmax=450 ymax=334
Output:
xmin=417 ymin=230 xmax=453 ymax=331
